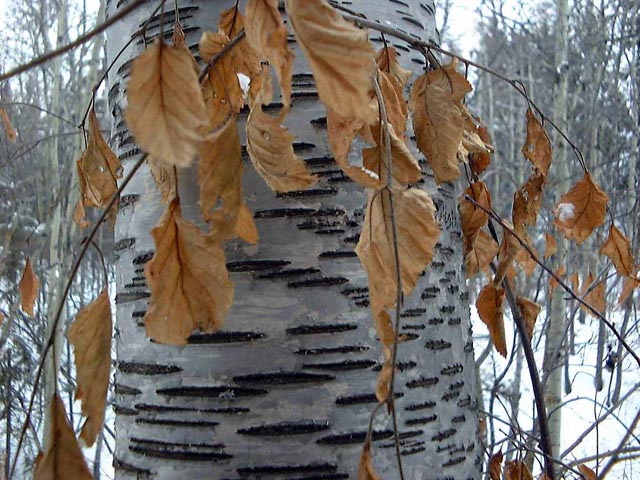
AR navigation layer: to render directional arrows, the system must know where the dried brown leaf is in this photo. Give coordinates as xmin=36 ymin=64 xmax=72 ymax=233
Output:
xmin=247 ymin=105 xmax=317 ymax=192
xmin=493 ymin=224 xmax=522 ymax=286
xmin=356 ymin=188 xmax=440 ymax=315
xmin=514 ymin=245 xmax=538 ymax=277
xmin=476 ymin=284 xmax=507 ymax=357
xmin=67 ymin=290 xmax=111 ymax=447
xmin=619 ymin=275 xmax=640 ymax=306
xmin=245 ymin=0 xmax=294 ymax=107
xmin=488 ymin=450 xmax=503 ymax=480
xmin=362 ymin=124 xmax=421 ymax=185
xmin=19 ymin=257 xmax=39 ymax=317
xmin=358 ymin=444 xmax=381 ymax=480
xmin=512 ymin=172 xmax=544 ymax=236
xmin=580 ymin=272 xmax=606 ymax=317
xmin=33 ymin=394 xmax=93 ymax=479
xmin=599 ymin=224 xmax=636 ymax=278
xmin=460 ymin=181 xmax=491 ymax=251
xmin=521 ymin=109 xmax=552 ymax=176
xmin=577 ymin=464 xmax=597 ymax=480
xmin=465 ymin=229 xmax=499 ymax=277
xmin=148 ymin=159 xmax=177 ymax=204
xmin=144 ymin=200 xmax=234 ymax=345
xmin=504 ymin=460 xmax=533 ymax=480
xmin=375 ymin=345 xmax=392 ymax=403
xmin=410 ymin=58 xmax=472 ymax=183
xmin=0 ymin=107 xmax=17 ymax=142
xmin=125 ymin=41 xmax=206 ymax=167
xmin=73 ymin=201 xmax=90 ymax=229
xmin=549 ymin=264 xmax=566 ymax=294
xmin=375 ymin=46 xmax=411 ymax=92
xmin=553 ymin=172 xmax=608 ymax=244
xmin=516 ymin=296 xmax=541 ymax=341
xmin=544 ymin=233 xmax=557 ymax=259
xmin=469 ymin=123 xmax=492 ymax=175
xmin=235 ymin=203 xmax=259 ymax=245
xmin=286 ymin=0 xmax=376 ymax=123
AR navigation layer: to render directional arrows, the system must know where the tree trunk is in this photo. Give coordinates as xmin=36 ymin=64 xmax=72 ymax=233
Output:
xmin=106 ymin=1 xmax=480 ymax=478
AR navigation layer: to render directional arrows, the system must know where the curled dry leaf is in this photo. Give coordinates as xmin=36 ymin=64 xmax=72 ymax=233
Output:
xmin=580 ymin=272 xmax=606 ymax=318
xmin=33 ymin=394 xmax=93 ymax=480
xmin=577 ymin=464 xmax=597 ymax=480
xmin=512 ymin=172 xmax=544 ymax=236
xmin=148 ymin=160 xmax=177 ymax=204
xmin=469 ymin=123 xmax=492 ymax=175
xmin=504 ymin=461 xmax=533 ymax=480
xmin=553 ymin=172 xmax=608 ymax=244
xmin=488 ymin=450 xmax=503 ymax=480
xmin=375 ymin=345 xmax=393 ymax=403
xmin=493 ymin=224 xmax=522 ymax=286
xmin=200 ymin=31 xmax=245 ymax=130
xmin=19 ymin=257 xmax=39 ymax=317
xmin=363 ymin=124 xmax=421 ymax=185
xmin=514 ymin=245 xmax=538 ymax=277
xmin=286 ymin=0 xmax=376 ymax=123
xmin=144 ymin=200 xmax=234 ymax=345
xmin=599 ymin=224 xmax=636 ymax=278
xmin=245 ymin=0 xmax=293 ymax=107
xmin=247 ymin=105 xmax=317 ymax=192
xmin=410 ymin=58 xmax=472 ymax=183
xmin=0 ymin=107 xmax=17 ymax=142
xmin=521 ymin=109 xmax=552 ymax=176
xmin=375 ymin=46 xmax=412 ymax=96
xmin=198 ymin=120 xmax=257 ymax=242
xmin=355 ymin=188 xmax=440 ymax=316
xmin=516 ymin=296 xmax=541 ymax=341
xmin=544 ymin=232 xmax=557 ymax=259
xmin=358 ymin=444 xmax=381 ymax=480
xmin=460 ymin=181 xmax=491 ymax=252
xmin=125 ymin=41 xmax=207 ymax=168
xmin=73 ymin=200 xmax=90 ymax=229
xmin=465 ymin=229 xmax=499 ymax=277
xmin=476 ymin=284 xmax=507 ymax=357
xmin=618 ymin=274 xmax=640 ymax=306
xmin=67 ymin=290 xmax=111 ymax=447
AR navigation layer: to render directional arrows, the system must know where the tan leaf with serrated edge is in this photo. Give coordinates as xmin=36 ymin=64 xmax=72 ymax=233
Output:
xmin=504 ymin=461 xmax=533 ymax=480
xmin=459 ymin=110 xmax=492 ymax=160
xmin=77 ymin=108 xmax=122 ymax=216
xmin=247 ymin=105 xmax=317 ymax=192
xmin=599 ymin=225 xmax=636 ymax=278
xmin=358 ymin=444 xmax=381 ymax=480
xmin=171 ymin=21 xmax=199 ymax=75
xmin=19 ymin=257 xmax=38 ymax=316
xmin=488 ymin=451 xmax=503 ymax=480
xmin=125 ymin=41 xmax=206 ymax=167
xmin=544 ymin=233 xmax=557 ymax=259
xmin=362 ymin=124 xmax=421 ymax=185
xmin=67 ymin=290 xmax=111 ymax=447
xmin=73 ymin=200 xmax=90 ymax=229
xmin=199 ymin=32 xmax=244 ymax=131
xmin=465 ymin=229 xmax=499 ymax=277
xmin=553 ymin=172 xmax=608 ymax=244
xmin=580 ymin=272 xmax=606 ymax=317
xmin=356 ymin=188 xmax=440 ymax=316
xmin=0 ymin=107 xmax=17 ymax=142
xmin=521 ymin=109 xmax=552 ymax=176
xmin=577 ymin=464 xmax=597 ymax=480
xmin=375 ymin=345 xmax=392 ymax=403
xmin=245 ymin=0 xmax=293 ymax=107
xmin=460 ymin=181 xmax=491 ymax=251
xmin=513 ymin=172 xmax=544 ymax=235
xmin=375 ymin=46 xmax=411 ymax=93
xmin=235 ymin=203 xmax=259 ymax=244
xmin=410 ymin=58 xmax=472 ymax=183
xmin=144 ymin=200 xmax=234 ymax=345
xmin=286 ymin=0 xmax=376 ymax=123
xmin=514 ymin=246 xmax=537 ymax=277
xmin=494 ymin=224 xmax=522 ymax=285
xmin=469 ymin=124 xmax=492 ymax=175
xmin=377 ymin=69 xmax=408 ymax=138
xmin=476 ymin=284 xmax=506 ymax=357
xmin=149 ymin=159 xmax=177 ymax=204
xmin=516 ymin=296 xmax=541 ymax=341
xmin=33 ymin=394 xmax=93 ymax=480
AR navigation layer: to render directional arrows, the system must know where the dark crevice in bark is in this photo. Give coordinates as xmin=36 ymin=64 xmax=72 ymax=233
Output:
xmin=226 ymin=260 xmax=290 ymax=272
xmin=406 ymin=376 xmax=439 ymax=389
xmin=114 ymin=383 xmax=142 ymax=395
xmin=302 ymin=359 xmax=377 ymax=371
xmin=335 ymin=392 xmax=403 ymax=406
xmin=118 ymin=362 xmax=182 ymax=375
xmin=256 ymin=267 xmax=321 ymax=279
xmin=235 ymin=463 xmax=338 ymax=476
xmin=237 ymin=421 xmax=330 ymax=436
xmin=232 ymin=371 xmax=336 ymax=385
xmin=286 ymin=324 xmax=358 ymax=335
xmin=295 ymin=345 xmax=369 ymax=355
xmin=157 ymin=386 xmax=269 ymax=398
xmin=135 ymin=418 xmax=219 ymax=428
xmin=187 ymin=331 xmax=266 ymax=344
xmin=129 ymin=446 xmax=232 ymax=462
xmin=134 ymin=403 xmax=249 ymax=414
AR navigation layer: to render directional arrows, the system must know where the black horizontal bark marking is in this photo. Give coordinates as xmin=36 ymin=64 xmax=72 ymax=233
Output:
xmin=315 ymin=228 xmax=345 ymax=235
xmin=435 ymin=244 xmax=455 ymax=255
xmin=131 ymin=437 xmax=224 ymax=449
xmin=401 ymin=446 xmax=427 ymax=456
xmin=452 ymin=415 xmax=466 ymax=423
xmin=441 ymin=305 xmax=456 ymax=313
xmin=314 ymin=207 xmax=346 ymax=217
xmin=372 ymin=360 xmax=416 ymax=372
xmin=123 ymin=282 xmax=146 ymax=289
xmin=297 ymin=220 xmax=339 ymax=230
xmin=425 ymin=339 xmax=452 ymax=351
xmin=428 ymin=317 xmax=445 ymax=325
xmin=341 ymin=287 xmax=368 ymax=296
xmin=114 ymin=237 xmax=135 ymax=251
xmin=135 ymin=404 xmax=249 ymax=414
xmin=118 ymin=362 xmax=182 ymax=375
xmin=402 ymin=324 xmax=425 ymax=331
xmin=439 ymin=278 xmax=451 ymax=284
xmin=276 ymin=188 xmax=337 ymax=198
xmin=115 ymin=291 xmax=150 ymax=304
xmin=134 ymin=267 xmax=144 ymax=274
xmin=437 ymin=443 xmax=455 ymax=453
xmin=287 ymin=324 xmax=357 ymax=335
xmin=405 ymin=415 xmax=437 ymax=426
xmin=460 ymin=291 xmax=470 ymax=301
xmin=448 ymin=317 xmax=462 ymax=325
xmin=442 ymin=457 xmax=466 ymax=468
xmin=302 ymin=359 xmax=376 ymax=371
xmin=457 ymin=395 xmax=472 ymax=408
xmin=402 ymin=15 xmax=424 ymax=29
xmin=114 ymin=384 xmax=141 ymax=395
xmin=327 ymin=174 xmax=350 ymax=183
xmin=401 ymin=308 xmax=427 ymax=317
xmin=335 ymin=392 xmax=403 ymax=406
xmin=406 ymin=376 xmax=439 ymax=389
xmin=431 ymin=260 xmax=445 ymax=268
xmin=404 ymin=400 xmax=436 ymax=411
xmin=291 ymin=90 xmax=319 ymax=100
xmin=113 ymin=405 xmax=137 ymax=416
xmin=237 ymin=463 xmax=337 ymax=476
xmin=448 ymin=284 xmax=459 ymax=294
xmin=304 ymin=156 xmax=333 ymax=167
xmin=130 ymin=446 xmax=232 ymax=462
xmin=316 ymin=429 xmax=393 ymax=445
xmin=449 ymin=380 xmax=465 ymax=390
xmin=131 ymin=310 xmax=145 ymax=318
xmin=441 ymin=364 xmax=464 ymax=376
xmin=226 ymin=260 xmax=290 ymax=272
xmin=295 ymin=345 xmax=369 ymax=355
xmin=119 ymin=193 xmax=139 ymax=209
xmin=257 ymin=267 xmax=321 ymax=279
xmin=233 ymin=371 xmax=335 ymax=385
xmin=401 ymin=332 xmax=420 ymax=341
xmin=464 ymin=339 xmax=474 ymax=353
xmin=284 ymin=475 xmax=349 ymax=480
xmin=318 ymin=250 xmax=357 ymax=259
xmin=187 ymin=331 xmax=266 ymax=344
xmin=238 ymin=421 xmax=329 ymax=436
xmin=292 ymin=141 xmax=315 ymax=152
xmin=442 ymin=390 xmax=461 ymax=402
xmin=113 ymin=459 xmax=151 ymax=476
xmin=287 ymin=277 xmax=349 ymax=288
xmin=310 ymin=116 xmax=327 ymax=127
xmin=254 ymin=207 xmax=316 ymax=218
xmin=354 ymin=300 xmax=368 ymax=307
xmin=432 ymin=429 xmax=457 ymax=442
xmin=343 ymin=234 xmax=360 ymax=244
xmin=133 ymin=252 xmax=154 ymax=265
xmin=136 ymin=418 xmax=219 ymax=428
xmin=157 ymin=386 xmax=268 ymax=398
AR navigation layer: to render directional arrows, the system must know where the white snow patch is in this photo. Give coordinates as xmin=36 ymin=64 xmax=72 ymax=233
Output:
xmin=237 ymin=73 xmax=251 ymax=97
xmin=556 ymin=202 xmax=575 ymax=222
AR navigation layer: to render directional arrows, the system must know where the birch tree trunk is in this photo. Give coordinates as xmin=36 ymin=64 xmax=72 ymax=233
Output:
xmin=106 ymin=1 xmax=481 ymax=478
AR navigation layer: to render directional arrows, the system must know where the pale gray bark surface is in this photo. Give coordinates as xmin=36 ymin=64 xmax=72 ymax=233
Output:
xmin=106 ymin=1 xmax=480 ymax=478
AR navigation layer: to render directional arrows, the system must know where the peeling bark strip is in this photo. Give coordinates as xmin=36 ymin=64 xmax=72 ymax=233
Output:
xmin=108 ymin=0 xmax=480 ymax=478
